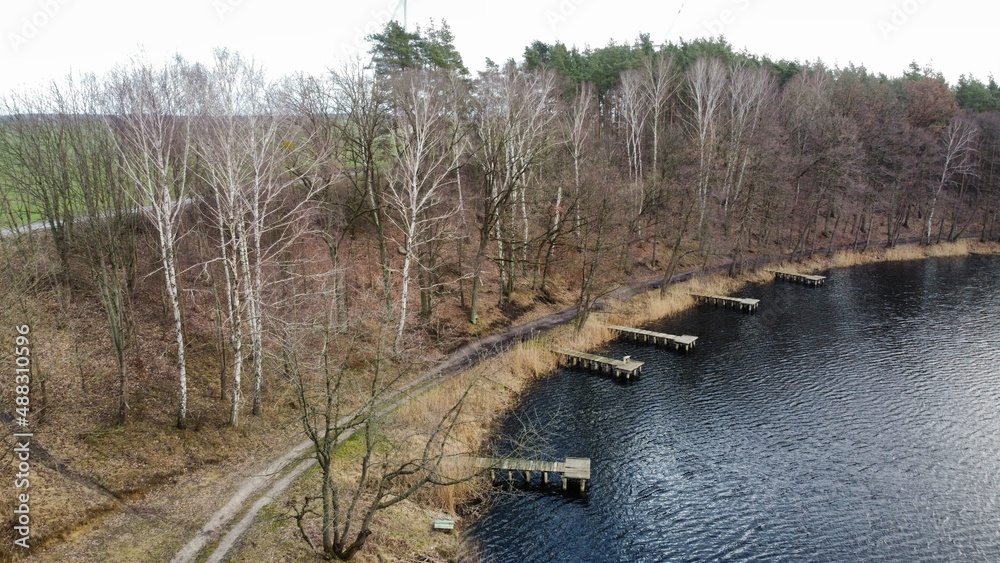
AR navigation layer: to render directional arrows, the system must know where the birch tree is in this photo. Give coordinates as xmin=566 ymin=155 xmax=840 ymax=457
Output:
xmin=721 ymin=64 xmax=773 ymax=215
xmin=195 ymin=53 xmax=253 ymax=427
xmin=468 ymin=66 xmax=557 ymax=323
xmin=197 ymin=50 xmax=321 ymax=424
xmin=641 ymin=52 xmax=678 ymax=186
xmin=619 ymin=69 xmax=647 ymax=186
xmin=685 ymin=57 xmax=727 ymax=238
xmin=926 ymin=117 xmax=978 ymax=243
xmin=540 ymin=81 xmax=594 ymax=290
xmin=383 ymin=69 xmax=465 ymax=352
xmin=618 ymin=69 xmax=648 ymax=229
xmin=107 ymin=56 xmax=197 ymax=429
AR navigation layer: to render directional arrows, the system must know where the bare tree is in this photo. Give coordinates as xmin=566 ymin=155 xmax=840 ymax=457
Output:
xmin=331 ymin=61 xmax=392 ymax=308
xmin=781 ymin=69 xmax=863 ymax=259
xmin=469 ymin=66 xmax=557 ymax=323
xmin=69 ymin=74 xmax=140 ymax=426
xmin=618 ymin=69 xmax=648 ymax=187
xmin=383 ymin=68 xmax=466 ymax=352
xmin=281 ymin=292 xmax=478 ymax=561
xmin=721 ymin=65 xmax=776 ymax=272
xmin=573 ymin=167 xmax=629 ymax=331
xmin=926 ymin=116 xmax=978 ymax=244
xmin=641 ymin=52 xmax=678 ymax=186
xmin=106 ymin=56 xmax=197 ymax=429
xmin=277 ymin=72 xmax=354 ymax=323
xmin=539 ymin=81 xmax=594 ymax=291
xmin=721 ymin=64 xmax=773 ymax=216
xmin=0 ymin=84 xmax=82 ymax=293
xmin=618 ymin=69 xmax=648 ymax=232
xmin=195 ymin=50 xmax=325 ymax=424
xmin=685 ymin=57 xmax=727 ymax=238
xmin=0 ymin=182 xmax=51 ymax=425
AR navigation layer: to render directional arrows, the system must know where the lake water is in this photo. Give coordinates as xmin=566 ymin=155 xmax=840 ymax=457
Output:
xmin=470 ymin=255 xmax=1000 ymax=562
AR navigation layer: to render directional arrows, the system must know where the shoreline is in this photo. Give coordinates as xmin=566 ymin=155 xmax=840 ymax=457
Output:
xmin=406 ymin=239 xmax=1000 ymax=561
xmin=224 ymin=239 xmax=1000 ymax=562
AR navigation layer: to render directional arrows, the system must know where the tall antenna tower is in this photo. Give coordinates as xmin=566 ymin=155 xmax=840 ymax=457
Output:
xmin=391 ymin=0 xmax=408 ymax=30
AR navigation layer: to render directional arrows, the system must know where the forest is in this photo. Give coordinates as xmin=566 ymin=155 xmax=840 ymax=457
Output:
xmin=2 ymin=21 xmax=1000 ymax=560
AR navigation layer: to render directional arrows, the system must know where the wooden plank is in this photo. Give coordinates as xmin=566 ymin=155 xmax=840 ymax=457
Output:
xmin=690 ymin=293 xmax=759 ymax=307
xmin=563 ymin=457 xmax=591 ymax=480
xmin=475 ymin=457 xmax=590 ymax=479
xmin=771 ymin=270 xmax=827 ymax=285
xmin=553 ymin=348 xmax=644 ymax=375
xmin=607 ymin=325 xmax=698 ymax=347
xmin=475 ymin=457 xmax=563 ymax=474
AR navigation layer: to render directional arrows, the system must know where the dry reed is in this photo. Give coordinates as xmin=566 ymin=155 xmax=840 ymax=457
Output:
xmin=349 ymin=239 xmax=1000 ymax=559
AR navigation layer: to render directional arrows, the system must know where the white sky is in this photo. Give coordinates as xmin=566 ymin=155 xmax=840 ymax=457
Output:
xmin=1 ymin=0 xmax=997 ymax=94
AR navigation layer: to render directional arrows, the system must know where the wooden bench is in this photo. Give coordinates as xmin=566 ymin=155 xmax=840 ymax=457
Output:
xmin=432 ymin=519 xmax=455 ymax=532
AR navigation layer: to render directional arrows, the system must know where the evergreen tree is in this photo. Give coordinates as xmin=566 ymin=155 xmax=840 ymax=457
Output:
xmin=366 ymin=20 xmax=467 ymax=77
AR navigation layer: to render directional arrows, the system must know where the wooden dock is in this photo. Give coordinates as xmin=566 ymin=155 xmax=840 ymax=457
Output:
xmin=476 ymin=457 xmax=591 ymax=492
xmin=690 ymin=293 xmax=760 ymax=313
xmin=771 ymin=270 xmax=826 ymax=286
xmin=607 ymin=325 xmax=698 ymax=352
xmin=554 ymin=348 xmax=644 ymax=380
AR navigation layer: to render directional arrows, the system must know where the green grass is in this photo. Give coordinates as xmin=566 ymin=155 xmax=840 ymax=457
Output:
xmin=1 ymin=182 xmax=46 ymax=227
xmin=0 ymin=125 xmax=61 ymax=229
xmin=0 ymin=121 xmax=134 ymax=230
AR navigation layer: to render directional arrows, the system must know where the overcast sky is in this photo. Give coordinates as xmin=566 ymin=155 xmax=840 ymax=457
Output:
xmin=2 ymin=0 xmax=997 ymax=94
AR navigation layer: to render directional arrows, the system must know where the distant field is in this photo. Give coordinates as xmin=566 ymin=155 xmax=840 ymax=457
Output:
xmin=0 ymin=125 xmax=41 ymax=228
xmin=0 ymin=166 xmax=50 ymax=229
xmin=0 ymin=122 xmax=100 ymax=230
xmin=0 ymin=186 xmax=41 ymax=228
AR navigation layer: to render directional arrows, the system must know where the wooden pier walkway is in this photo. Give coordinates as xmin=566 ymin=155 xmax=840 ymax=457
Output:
xmin=771 ymin=270 xmax=827 ymax=286
xmin=607 ymin=325 xmax=698 ymax=352
xmin=690 ymin=293 xmax=760 ymax=313
xmin=476 ymin=457 xmax=591 ymax=492
xmin=554 ymin=348 xmax=644 ymax=379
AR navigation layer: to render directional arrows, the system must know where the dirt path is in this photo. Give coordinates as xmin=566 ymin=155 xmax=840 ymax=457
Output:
xmin=171 ymin=272 xmax=680 ymax=562
xmin=173 ymin=242 xmax=924 ymax=561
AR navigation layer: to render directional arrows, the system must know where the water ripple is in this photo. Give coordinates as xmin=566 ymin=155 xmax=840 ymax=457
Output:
xmin=472 ymin=256 xmax=1000 ymax=562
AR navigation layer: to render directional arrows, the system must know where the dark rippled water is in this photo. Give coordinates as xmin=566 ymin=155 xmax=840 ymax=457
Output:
xmin=470 ymin=255 xmax=1000 ymax=562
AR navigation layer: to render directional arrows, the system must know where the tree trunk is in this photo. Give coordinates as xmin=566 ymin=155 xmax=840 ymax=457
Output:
xmin=161 ymin=229 xmax=188 ymax=430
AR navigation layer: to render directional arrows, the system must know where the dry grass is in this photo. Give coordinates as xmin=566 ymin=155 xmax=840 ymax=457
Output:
xmin=352 ymin=239 xmax=1000 ymax=560
xmin=12 ymin=234 xmax=1000 ymax=562
xmin=756 ymin=240 xmax=1000 ymax=276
